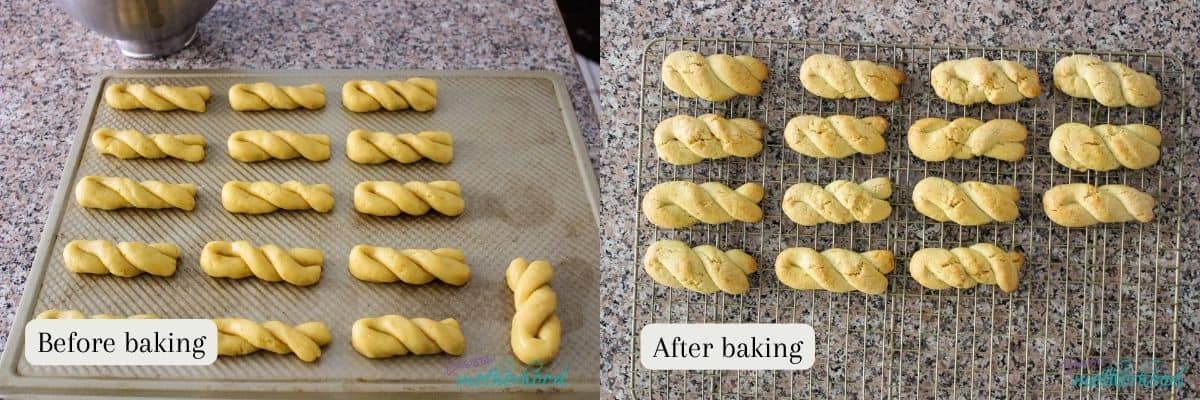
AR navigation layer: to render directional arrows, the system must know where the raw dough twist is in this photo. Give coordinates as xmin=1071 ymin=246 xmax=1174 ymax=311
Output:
xmin=342 ymin=78 xmax=438 ymax=112
xmin=221 ymin=181 xmax=334 ymax=214
xmin=228 ymin=130 xmax=331 ymax=162
xmin=653 ymin=114 xmax=763 ymax=165
xmin=782 ymin=178 xmax=892 ymax=225
xmin=63 ymin=240 xmax=179 ymax=277
xmin=912 ymin=177 xmax=1019 ymax=225
xmin=506 ymin=258 xmax=560 ymax=365
xmin=643 ymin=240 xmax=757 ymax=295
xmin=661 ymin=50 xmax=768 ymax=102
xmin=200 ymin=240 xmax=323 ymax=286
xmin=775 ymin=248 xmax=895 ymax=295
xmin=799 ymin=54 xmax=905 ymax=101
xmin=37 ymin=309 xmax=158 ymax=319
xmin=74 ymin=176 xmax=197 ymax=211
xmin=1049 ymin=123 xmax=1161 ymax=171
xmin=641 ymin=181 xmax=764 ymax=229
xmin=104 ymin=83 xmax=211 ymax=112
xmin=1042 ymin=183 xmax=1155 ymax=227
xmin=931 ymin=57 xmax=1040 ymax=105
xmin=91 ymin=128 xmax=206 ymax=162
xmin=354 ymin=181 xmax=464 ymax=217
xmin=229 ymin=82 xmax=325 ymax=111
xmin=1053 ymin=55 xmax=1161 ymax=108
xmin=346 ymin=129 xmax=454 ymax=164
xmin=215 ymin=318 xmax=331 ymax=362
xmin=907 ymin=118 xmax=1027 ymax=162
xmin=784 ymin=115 xmax=888 ymax=158
xmin=352 ymin=315 xmax=465 ymax=358
xmin=909 ymin=243 xmax=1024 ymax=293
xmin=349 ymin=245 xmax=470 ymax=285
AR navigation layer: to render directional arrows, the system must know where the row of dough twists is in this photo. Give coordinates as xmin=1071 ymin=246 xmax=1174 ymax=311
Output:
xmin=92 ymin=128 xmax=454 ymax=164
xmin=644 ymin=240 xmax=1024 ymax=295
xmin=103 ymin=78 xmax=438 ymax=112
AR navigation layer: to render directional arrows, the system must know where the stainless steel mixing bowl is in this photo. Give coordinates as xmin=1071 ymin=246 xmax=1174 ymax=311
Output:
xmin=55 ymin=0 xmax=218 ymax=59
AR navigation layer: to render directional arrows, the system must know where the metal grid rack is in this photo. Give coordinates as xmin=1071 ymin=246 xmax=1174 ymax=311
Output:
xmin=628 ymin=38 xmax=1186 ymax=399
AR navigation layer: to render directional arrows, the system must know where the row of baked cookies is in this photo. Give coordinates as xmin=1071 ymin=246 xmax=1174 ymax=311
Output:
xmin=662 ymin=51 xmax=1161 ymax=107
xmin=104 ymin=78 xmax=438 ymax=112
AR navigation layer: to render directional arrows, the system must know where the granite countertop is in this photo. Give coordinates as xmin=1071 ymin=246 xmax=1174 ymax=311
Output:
xmin=600 ymin=1 xmax=1199 ymax=398
xmin=0 ymin=0 xmax=596 ymax=351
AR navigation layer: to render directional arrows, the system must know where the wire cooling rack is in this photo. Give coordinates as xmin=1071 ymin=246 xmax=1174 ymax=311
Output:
xmin=629 ymin=38 xmax=1186 ymax=399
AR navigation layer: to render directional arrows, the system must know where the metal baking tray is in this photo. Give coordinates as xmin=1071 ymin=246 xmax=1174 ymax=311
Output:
xmin=0 ymin=70 xmax=600 ymax=398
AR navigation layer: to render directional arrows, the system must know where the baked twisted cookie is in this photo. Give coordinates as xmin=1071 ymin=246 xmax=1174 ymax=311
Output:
xmin=1049 ymin=123 xmax=1161 ymax=171
xmin=37 ymin=309 xmax=157 ymax=319
xmin=63 ymin=240 xmax=179 ymax=277
xmin=907 ymin=118 xmax=1027 ymax=162
xmin=931 ymin=57 xmax=1040 ymax=105
xmin=775 ymin=248 xmax=895 ymax=294
xmin=91 ymin=128 xmax=206 ymax=162
xmin=506 ymin=258 xmax=560 ymax=365
xmin=200 ymin=240 xmax=323 ymax=286
xmin=349 ymin=245 xmax=470 ymax=286
xmin=782 ymin=177 xmax=892 ymax=225
xmin=229 ymin=82 xmax=326 ymax=111
xmin=913 ymin=177 xmax=1019 ymax=225
xmin=654 ymin=114 xmax=763 ymax=165
xmin=642 ymin=181 xmax=764 ymax=228
xmin=1054 ymin=55 xmax=1161 ymax=108
xmin=643 ymin=240 xmax=757 ymax=295
xmin=910 ymin=243 xmax=1024 ymax=293
xmin=104 ymin=83 xmax=211 ymax=112
xmin=661 ymin=50 xmax=768 ymax=102
xmin=342 ymin=78 xmax=438 ymax=112
xmin=784 ymin=115 xmax=888 ymax=158
xmin=215 ymin=318 xmax=331 ymax=362
xmin=221 ymin=181 xmax=334 ymax=214
xmin=354 ymin=181 xmax=464 ymax=217
xmin=74 ymin=176 xmax=197 ymax=211
xmin=346 ymin=129 xmax=454 ymax=164
xmin=1042 ymin=183 xmax=1154 ymax=227
xmin=352 ymin=315 xmax=465 ymax=358
xmin=799 ymin=54 xmax=905 ymax=101
xmin=228 ymin=130 xmax=331 ymax=162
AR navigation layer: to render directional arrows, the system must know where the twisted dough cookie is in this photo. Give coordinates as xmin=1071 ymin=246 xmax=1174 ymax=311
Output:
xmin=654 ymin=114 xmax=762 ymax=165
xmin=1042 ymin=183 xmax=1154 ymax=227
xmin=349 ymin=245 xmax=470 ymax=285
xmin=215 ymin=318 xmax=331 ymax=362
xmin=352 ymin=315 xmax=465 ymax=358
xmin=342 ymin=78 xmax=438 ymax=112
xmin=37 ymin=309 xmax=157 ymax=319
xmin=228 ymin=130 xmax=331 ymax=162
xmin=200 ymin=240 xmax=323 ymax=286
xmin=63 ymin=240 xmax=179 ymax=277
xmin=931 ymin=57 xmax=1040 ymax=105
xmin=775 ymin=248 xmax=895 ymax=294
xmin=910 ymin=243 xmax=1023 ymax=293
xmin=784 ymin=115 xmax=888 ymax=158
xmin=104 ymin=83 xmax=211 ymax=112
xmin=799 ymin=54 xmax=905 ymax=101
xmin=354 ymin=181 xmax=464 ymax=217
xmin=1054 ymin=55 xmax=1161 ymax=108
xmin=229 ymin=82 xmax=326 ymax=111
xmin=642 ymin=181 xmax=764 ymax=228
xmin=346 ymin=129 xmax=454 ymax=164
xmin=506 ymin=258 xmax=560 ymax=365
xmin=1049 ymin=123 xmax=1161 ymax=171
xmin=913 ymin=177 xmax=1019 ymax=225
xmin=661 ymin=50 xmax=768 ymax=102
xmin=74 ymin=176 xmax=197 ymax=211
xmin=91 ymin=128 xmax=205 ymax=162
xmin=782 ymin=178 xmax=892 ymax=225
xmin=907 ymin=118 xmax=1027 ymax=162
xmin=221 ymin=181 xmax=334 ymax=214
xmin=643 ymin=240 xmax=756 ymax=295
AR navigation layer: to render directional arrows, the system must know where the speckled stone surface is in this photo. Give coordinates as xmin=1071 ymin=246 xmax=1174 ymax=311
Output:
xmin=600 ymin=1 xmax=1199 ymax=398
